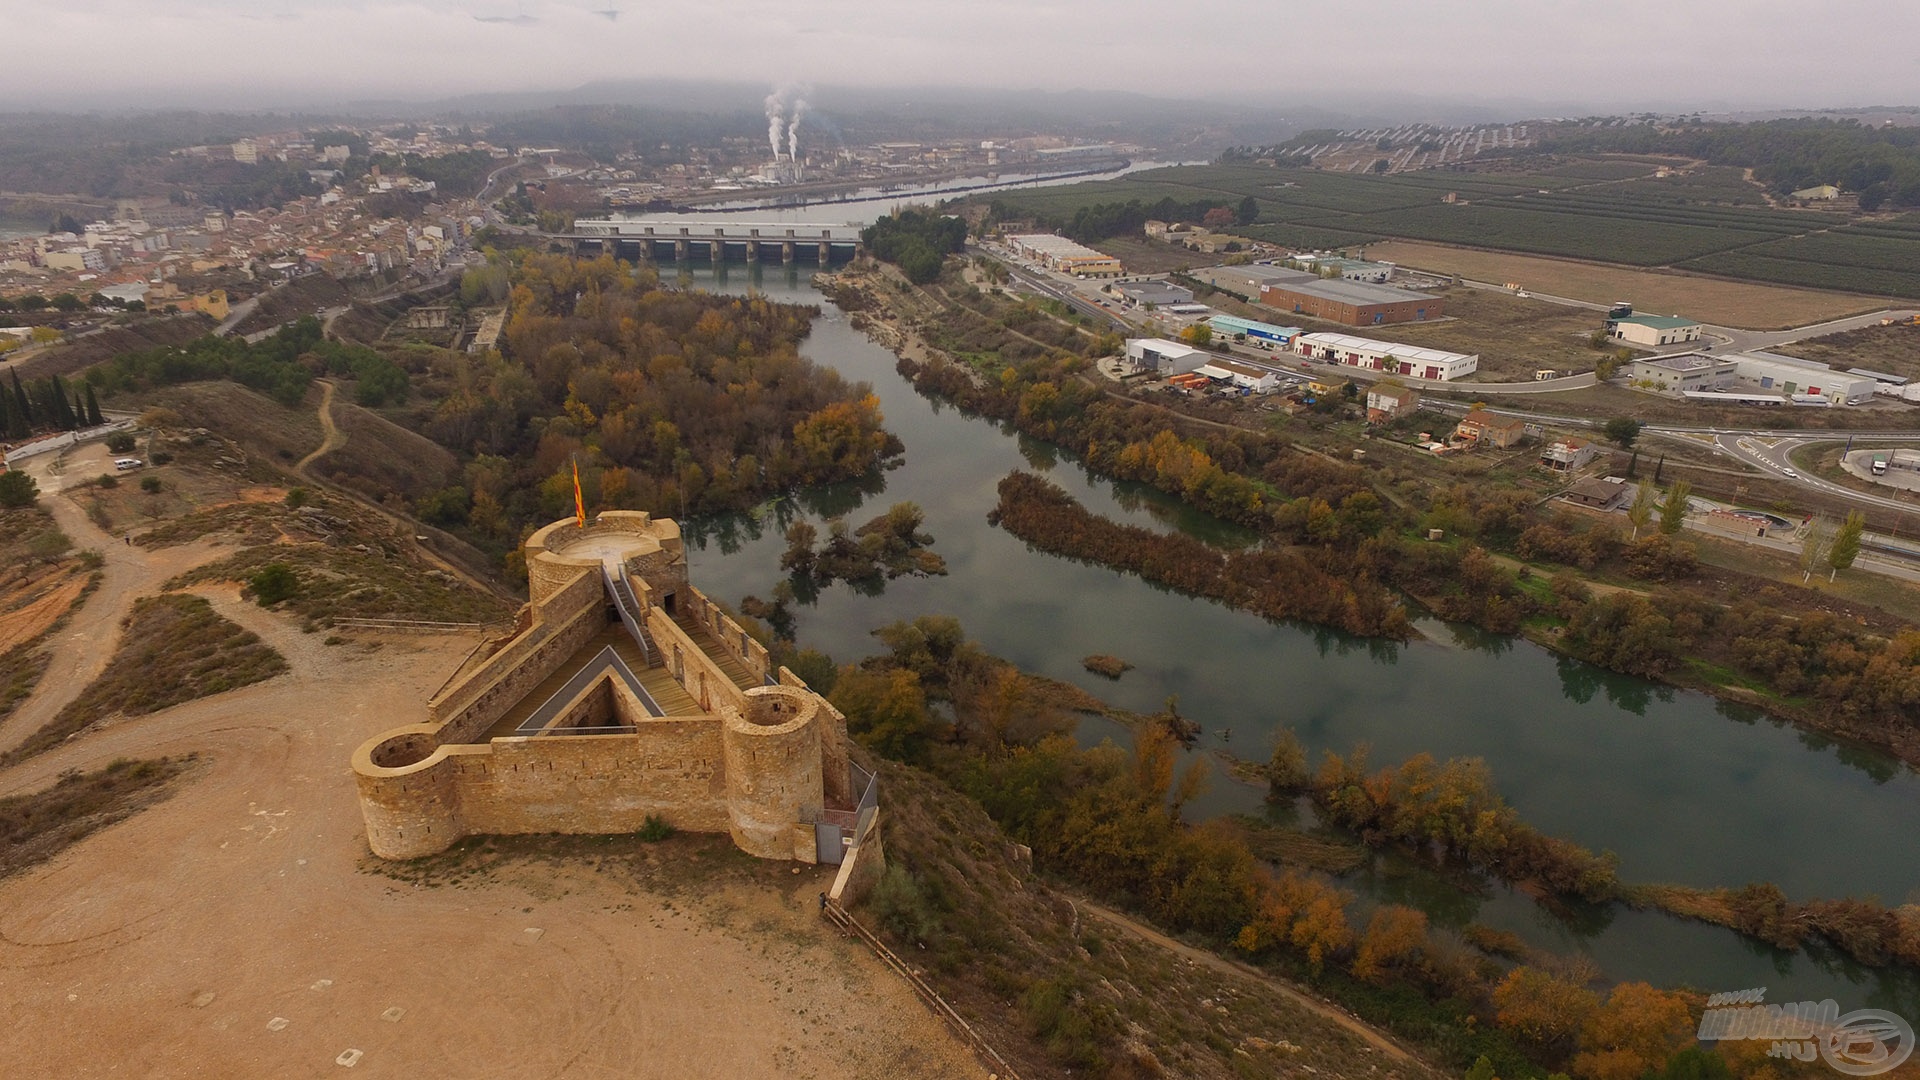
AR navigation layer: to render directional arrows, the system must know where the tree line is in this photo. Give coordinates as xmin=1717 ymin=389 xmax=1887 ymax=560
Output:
xmin=987 ymin=193 xmax=1257 ymax=244
xmin=1 ymin=368 xmax=103 ymax=441
xmin=85 ymin=315 xmax=410 ymax=409
xmin=1534 ymin=117 xmax=1920 ymax=209
xmin=990 ymin=470 xmax=1409 ymax=639
xmin=861 ymin=208 xmax=969 ymax=284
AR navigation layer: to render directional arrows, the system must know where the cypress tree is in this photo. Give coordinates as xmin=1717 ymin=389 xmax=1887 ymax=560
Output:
xmin=83 ymin=383 xmax=103 ymax=427
xmin=9 ymin=368 xmax=28 ymax=426
xmin=49 ymin=375 xmax=77 ymax=431
xmin=0 ymin=382 xmax=12 ymax=437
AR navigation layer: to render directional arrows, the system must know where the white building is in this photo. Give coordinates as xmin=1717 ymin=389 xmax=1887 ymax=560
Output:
xmin=1731 ymin=352 xmax=1878 ymax=405
xmin=1610 ymin=315 xmax=1703 ymax=347
xmin=1293 ymin=332 xmax=1478 ymax=382
xmin=1126 ymin=337 xmax=1207 ymax=376
xmin=1196 ymin=359 xmax=1279 ymax=394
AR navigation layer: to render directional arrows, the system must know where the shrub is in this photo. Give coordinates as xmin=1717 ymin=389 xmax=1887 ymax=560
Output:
xmin=866 ymin=863 xmax=940 ymax=943
xmin=150 ymin=451 xmax=173 ymax=465
xmin=636 ymin=814 xmax=675 ymax=842
xmin=284 ymin=487 xmax=310 ymax=509
xmin=139 ymin=476 xmax=163 ymax=494
xmin=105 ymin=432 xmax=136 ymax=453
xmin=96 ymin=473 xmax=119 ymax=489
xmin=248 ymin=562 xmax=299 ymax=606
xmin=0 ymin=470 xmax=38 ymax=508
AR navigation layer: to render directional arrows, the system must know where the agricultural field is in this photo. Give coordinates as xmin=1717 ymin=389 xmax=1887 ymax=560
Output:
xmin=1362 ymin=241 xmax=1885 ymax=328
xmin=979 ymin=161 xmax=1920 ymax=300
xmin=1777 ymin=322 xmax=1920 ymax=382
xmin=1341 ymin=201 xmax=1773 ymax=265
xmin=1681 ymin=230 xmax=1920 ymax=298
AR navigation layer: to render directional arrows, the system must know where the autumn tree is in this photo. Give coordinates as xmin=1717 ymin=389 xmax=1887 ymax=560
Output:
xmin=829 ymin=666 xmax=938 ymax=762
xmin=1267 ymin=727 xmax=1309 ymax=798
xmin=1829 ymin=510 xmax=1866 ymax=580
xmin=1657 ymin=480 xmax=1691 ymax=536
xmin=1627 ymin=480 xmax=1656 ymax=540
xmin=1351 ymin=905 xmax=1429 ymax=983
xmin=1569 ymin=982 xmax=1697 ymax=1080
xmin=1801 ymin=516 xmax=1834 ymax=583
xmin=1493 ymin=966 xmax=1598 ymax=1051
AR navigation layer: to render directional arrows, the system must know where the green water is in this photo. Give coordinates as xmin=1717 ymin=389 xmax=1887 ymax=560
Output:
xmin=672 ymin=259 xmax=1920 ymax=1016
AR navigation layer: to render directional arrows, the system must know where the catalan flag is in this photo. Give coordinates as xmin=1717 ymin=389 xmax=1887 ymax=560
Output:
xmin=573 ymin=458 xmax=586 ymax=528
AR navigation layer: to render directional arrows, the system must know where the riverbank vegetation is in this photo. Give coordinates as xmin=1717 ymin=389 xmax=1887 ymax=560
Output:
xmin=818 ymin=615 xmax=1796 ymax=1079
xmin=991 ymin=470 xmax=1410 ymax=638
xmin=851 ymin=261 xmax=1920 ymax=769
xmin=1270 ymin=738 xmax=1920 ymax=978
xmin=779 ymin=500 xmax=946 ymax=588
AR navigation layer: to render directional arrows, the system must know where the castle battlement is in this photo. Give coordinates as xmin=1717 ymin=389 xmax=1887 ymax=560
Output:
xmin=352 ymin=511 xmax=864 ymax=867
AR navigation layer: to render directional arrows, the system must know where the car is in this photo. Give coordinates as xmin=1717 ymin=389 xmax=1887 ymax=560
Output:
xmin=1783 ymin=470 xmax=1799 ymax=479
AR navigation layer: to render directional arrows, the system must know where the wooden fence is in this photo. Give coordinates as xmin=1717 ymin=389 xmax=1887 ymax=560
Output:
xmin=823 ymin=900 xmax=1021 ymax=1080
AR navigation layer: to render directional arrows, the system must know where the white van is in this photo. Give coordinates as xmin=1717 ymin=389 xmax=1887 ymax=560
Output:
xmin=113 ymin=458 xmax=143 ymax=471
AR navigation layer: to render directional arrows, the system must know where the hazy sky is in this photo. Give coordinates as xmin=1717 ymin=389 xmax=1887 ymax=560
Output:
xmin=9 ymin=0 xmax=1919 ymax=115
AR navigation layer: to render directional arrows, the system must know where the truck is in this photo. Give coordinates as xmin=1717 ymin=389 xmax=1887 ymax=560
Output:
xmin=1873 ymin=454 xmax=1890 ymax=476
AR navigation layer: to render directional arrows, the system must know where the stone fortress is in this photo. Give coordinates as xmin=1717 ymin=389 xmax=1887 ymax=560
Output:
xmin=352 ymin=511 xmax=879 ymax=874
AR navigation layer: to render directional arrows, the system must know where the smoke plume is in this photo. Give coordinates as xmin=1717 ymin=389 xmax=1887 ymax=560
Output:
xmin=765 ymin=83 xmax=811 ymax=179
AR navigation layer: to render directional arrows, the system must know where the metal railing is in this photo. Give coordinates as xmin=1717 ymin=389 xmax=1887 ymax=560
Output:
xmin=510 ymin=645 xmax=664 ymax=736
xmin=601 ymin=564 xmax=655 ymax=667
xmin=332 ymin=616 xmax=499 ymax=632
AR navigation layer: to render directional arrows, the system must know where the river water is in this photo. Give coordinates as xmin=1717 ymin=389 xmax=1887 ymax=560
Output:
xmin=651 ymin=241 xmax=1920 ymax=1013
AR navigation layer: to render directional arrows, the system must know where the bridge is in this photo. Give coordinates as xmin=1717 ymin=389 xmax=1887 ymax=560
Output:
xmin=565 ymin=218 xmax=865 ymax=263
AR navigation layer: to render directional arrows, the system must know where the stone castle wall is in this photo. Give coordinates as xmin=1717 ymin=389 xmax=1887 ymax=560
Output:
xmin=427 ymin=566 xmax=604 ymax=745
xmin=353 ymin=510 xmax=862 ymax=866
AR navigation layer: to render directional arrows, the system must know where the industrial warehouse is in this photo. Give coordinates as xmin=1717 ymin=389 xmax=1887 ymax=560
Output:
xmin=1626 ymin=350 xmax=1880 ymax=405
xmin=1208 ymin=313 xmax=1303 ymax=349
xmin=1260 ymin=277 xmax=1444 ymax=326
xmin=1004 ymin=233 xmax=1124 ymax=276
xmin=1293 ymin=332 xmax=1478 ymax=381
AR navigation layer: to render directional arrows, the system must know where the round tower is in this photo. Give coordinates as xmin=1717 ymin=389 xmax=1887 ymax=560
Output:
xmin=720 ymin=686 xmax=824 ymax=859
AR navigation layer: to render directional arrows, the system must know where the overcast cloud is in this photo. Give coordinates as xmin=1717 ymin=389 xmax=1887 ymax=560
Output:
xmin=8 ymin=0 xmax=1919 ymax=115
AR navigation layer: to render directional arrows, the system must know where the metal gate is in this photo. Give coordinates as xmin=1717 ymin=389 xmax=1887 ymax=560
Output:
xmin=814 ymin=822 xmax=846 ymax=865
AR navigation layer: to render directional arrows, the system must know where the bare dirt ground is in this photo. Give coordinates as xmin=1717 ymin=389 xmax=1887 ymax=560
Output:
xmin=0 ymin=493 xmax=228 ymax=758
xmin=0 ymin=486 xmax=983 ymax=1079
xmin=1366 ymin=240 xmax=1885 ymax=328
xmin=0 ymin=574 xmax=88 ymax=656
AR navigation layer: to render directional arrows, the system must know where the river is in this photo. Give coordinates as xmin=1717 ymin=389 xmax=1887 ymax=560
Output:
xmin=649 ymin=246 xmax=1920 ymax=1014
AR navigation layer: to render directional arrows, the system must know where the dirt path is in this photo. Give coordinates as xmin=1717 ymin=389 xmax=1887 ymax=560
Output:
xmin=0 ymin=606 xmax=983 ymax=1079
xmin=294 ymin=378 xmax=346 ymax=474
xmin=292 ymin=379 xmax=516 ymax=604
xmin=0 ymin=493 xmax=228 ymax=756
xmin=1078 ymin=899 xmax=1432 ymax=1072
